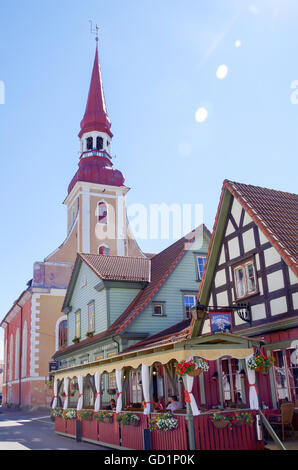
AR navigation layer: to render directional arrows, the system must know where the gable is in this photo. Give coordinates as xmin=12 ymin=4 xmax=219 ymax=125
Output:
xmin=126 ymin=232 xmax=209 ymax=336
xmin=67 ymin=261 xmax=108 ymax=343
xmin=199 ymin=191 xmax=298 ymax=336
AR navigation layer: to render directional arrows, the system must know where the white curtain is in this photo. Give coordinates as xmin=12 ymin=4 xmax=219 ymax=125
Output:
xmin=245 ymin=354 xmax=259 ymax=410
xmin=141 ymin=364 xmax=151 ymax=415
xmin=52 ymin=379 xmax=58 ymax=409
xmin=77 ymin=375 xmax=84 ymax=411
xmin=63 ymin=378 xmax=69 ymax=410
xmin=115 ymin=369 xmax=123 ymax=413
xmin=94 ymin=372 xmax=102 ymax=412
xmin=184 ymin=374 xmax=201 ymax=416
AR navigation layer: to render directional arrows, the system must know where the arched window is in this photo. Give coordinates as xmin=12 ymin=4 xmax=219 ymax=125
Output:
xmin=96 ymin=136 xmax=103 ymax=150
xmin=59 ymin=320 xmax=68 ymax=348
xmin=21 ymin=321 xmax=28 ymax=378
xmin=97 ymin=201 xmax=107 ymax=224
xmin=86 ymin=136 xmax=93 ymax=150
xmin=15 ymin=329 xmax=19 ymax=380
xmin=9 ymin=335 xmax=13 ymax=382
xmin=98 ymin=245 xmax=110 ymax=256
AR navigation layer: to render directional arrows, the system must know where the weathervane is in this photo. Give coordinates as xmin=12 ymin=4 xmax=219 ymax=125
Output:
xmin=89 ymin=20 xmax=99 ymax=45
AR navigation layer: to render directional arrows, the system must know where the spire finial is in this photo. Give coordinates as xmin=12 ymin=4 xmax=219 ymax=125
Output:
xmin=89 ymin=20 xmax=99 ymax=47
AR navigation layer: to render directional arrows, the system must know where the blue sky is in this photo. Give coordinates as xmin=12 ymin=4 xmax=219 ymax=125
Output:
xmin=0 ymin=0 xmax=298 ymax=357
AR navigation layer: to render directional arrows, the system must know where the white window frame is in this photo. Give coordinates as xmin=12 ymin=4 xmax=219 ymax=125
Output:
xmin=196 ymin=256 xmax=207 ymax=280
xmin=152 ymin=303 xmax=165 ymax=316
xmin=183 ymin=294 xmax=197 ymax=319
xmin=88 ymin=301 xmax=95 ymax=333
xmin=233 ymin=258 xmax=258 ymax=300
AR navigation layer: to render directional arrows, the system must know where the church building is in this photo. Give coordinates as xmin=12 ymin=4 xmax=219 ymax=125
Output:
xmin=0 ymin=40 xmax=145 ymax=408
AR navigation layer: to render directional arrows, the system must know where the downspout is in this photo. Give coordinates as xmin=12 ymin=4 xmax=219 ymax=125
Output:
xmin=16 ymin=303 xmax=23 ymax=407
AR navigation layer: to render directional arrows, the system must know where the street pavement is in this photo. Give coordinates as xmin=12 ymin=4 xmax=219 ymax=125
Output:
xmin=0 ymin=407 xmax=108 ymax=450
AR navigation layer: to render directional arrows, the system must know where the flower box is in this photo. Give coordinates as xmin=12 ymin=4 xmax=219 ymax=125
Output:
xmin=149 ymin=412 xmax=178 ymax=432
xmin=210 ymin=413 xmax=232 ymax=430
xmin=77 ymin=409 xmax=93 ymax=421
xmin=94 ymin=411 xmax=114 ymax=424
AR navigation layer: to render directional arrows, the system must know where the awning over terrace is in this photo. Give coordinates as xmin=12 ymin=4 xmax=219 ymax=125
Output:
xmin=52 ymin=333 xmax=264 ymax=414
xmin=53 ymin=332 xmax=262 ymax=380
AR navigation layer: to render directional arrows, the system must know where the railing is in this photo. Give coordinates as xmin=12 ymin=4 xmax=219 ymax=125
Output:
xmin=54 ymin=409 xmax=266 ymax=450
xmin=193 ymin=409 xmax=264 ymax=450
xmin=80 ymin=149 xmax=112 ymax=160
xmin=259 ymin=409 xmax=286 ymax=451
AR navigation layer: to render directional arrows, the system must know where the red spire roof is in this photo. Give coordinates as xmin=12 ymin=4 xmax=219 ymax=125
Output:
xmin=79 ymin=46 xmax=113 ymax=138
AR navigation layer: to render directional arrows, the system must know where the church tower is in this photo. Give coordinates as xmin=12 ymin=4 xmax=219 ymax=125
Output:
xmin=46 ymin=40 xmax=145 ymax=263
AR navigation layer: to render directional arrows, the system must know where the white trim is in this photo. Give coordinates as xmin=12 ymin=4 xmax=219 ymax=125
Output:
xmin=30 ymin=294 xmax=40 ymax=377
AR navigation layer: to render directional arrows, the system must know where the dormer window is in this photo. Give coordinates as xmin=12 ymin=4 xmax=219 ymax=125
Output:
xmin=86 ymin=137 xmax=93 ymax=150
xmin=96 ymin=136 xmax=103 ymax=150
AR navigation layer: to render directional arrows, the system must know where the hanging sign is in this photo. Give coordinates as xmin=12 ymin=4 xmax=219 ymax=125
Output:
xmin=209 ymin=311 xmax=232 ymax=334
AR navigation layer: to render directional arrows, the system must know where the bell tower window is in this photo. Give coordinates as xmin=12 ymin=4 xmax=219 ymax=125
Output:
xmin=86 ymin=137 xmax=93 ymax=150
xmin=98 ymin=201 xmax=107 ymax=224
xmin=96 ymin=136 xmax=103 ymax=150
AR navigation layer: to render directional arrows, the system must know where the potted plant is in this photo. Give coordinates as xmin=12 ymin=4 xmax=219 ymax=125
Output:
xmin=210 ymin=413 xmax=232 ymax=430
xmin=86 ymin=331 xmax=94 ymax=338
xmin=94 ymin=411 xmax=114 ymax=424
xmin=149 ymin=412 xmax=178 ymax=432
xmin=72 ymin=337 xmax=80 ymax=344
xmin=247 ymin=354 xmax=274 ymax=374
xmin=177 ymin=357 xmax=209 ymax=377
xmin=62 ymin=408 xmax=77 ymax=421
xmin=77 ymin=409 xmax=93 ymax=421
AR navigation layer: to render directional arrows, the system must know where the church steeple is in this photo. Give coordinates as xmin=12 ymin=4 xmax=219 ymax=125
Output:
xmin=78 ymin=42 xmax=113 ymax=157
xmin=79 ymin=45 xmax=113 ymax=140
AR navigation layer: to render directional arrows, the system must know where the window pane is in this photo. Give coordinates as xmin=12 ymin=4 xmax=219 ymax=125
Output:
xmin=184 ymin=295 xmax=196 ymax=319
xmin=75 ymin=311 xmax=81 ymax=338
xmin=88 ymin=303 xmax=95 ymax=332
xmin=153 ymin=305 xmax=163 ymax=315
xmin=273 ymin=351 xmax=290 ymax=401
xmin=235 ymin=267 xmax=245 ymax=297
xmin=245 ymin=263 xmax=256 ymax=293
xmin=197 ymin=257 xmax=206 ymax=279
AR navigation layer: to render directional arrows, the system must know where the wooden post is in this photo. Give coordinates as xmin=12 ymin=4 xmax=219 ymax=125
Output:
xmin=76 ymin=419 xmax=82 ymax=442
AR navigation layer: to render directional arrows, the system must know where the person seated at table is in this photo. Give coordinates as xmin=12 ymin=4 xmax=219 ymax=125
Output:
xmin=166 ymin=395 xmax=184 ymax=412
xmin=153 ymin=396 xmax=164 ymax=411
xmin=106 ymin=399 xmax=116 ymax=411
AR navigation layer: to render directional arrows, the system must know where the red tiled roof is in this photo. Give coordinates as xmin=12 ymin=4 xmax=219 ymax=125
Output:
xmin=227 ymin=181 xmax=298 ymax=275
xmin=79 ymin=253 xmax=151 ymax=282
xmin=54 ymin=225 xmax=210 ymax=358
xmin=110 ymin=225 xmax=208 ymax=333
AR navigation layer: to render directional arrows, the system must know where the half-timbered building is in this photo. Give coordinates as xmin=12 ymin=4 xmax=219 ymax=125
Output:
xmin=192 ymin=180 xmax=298 ymax=410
